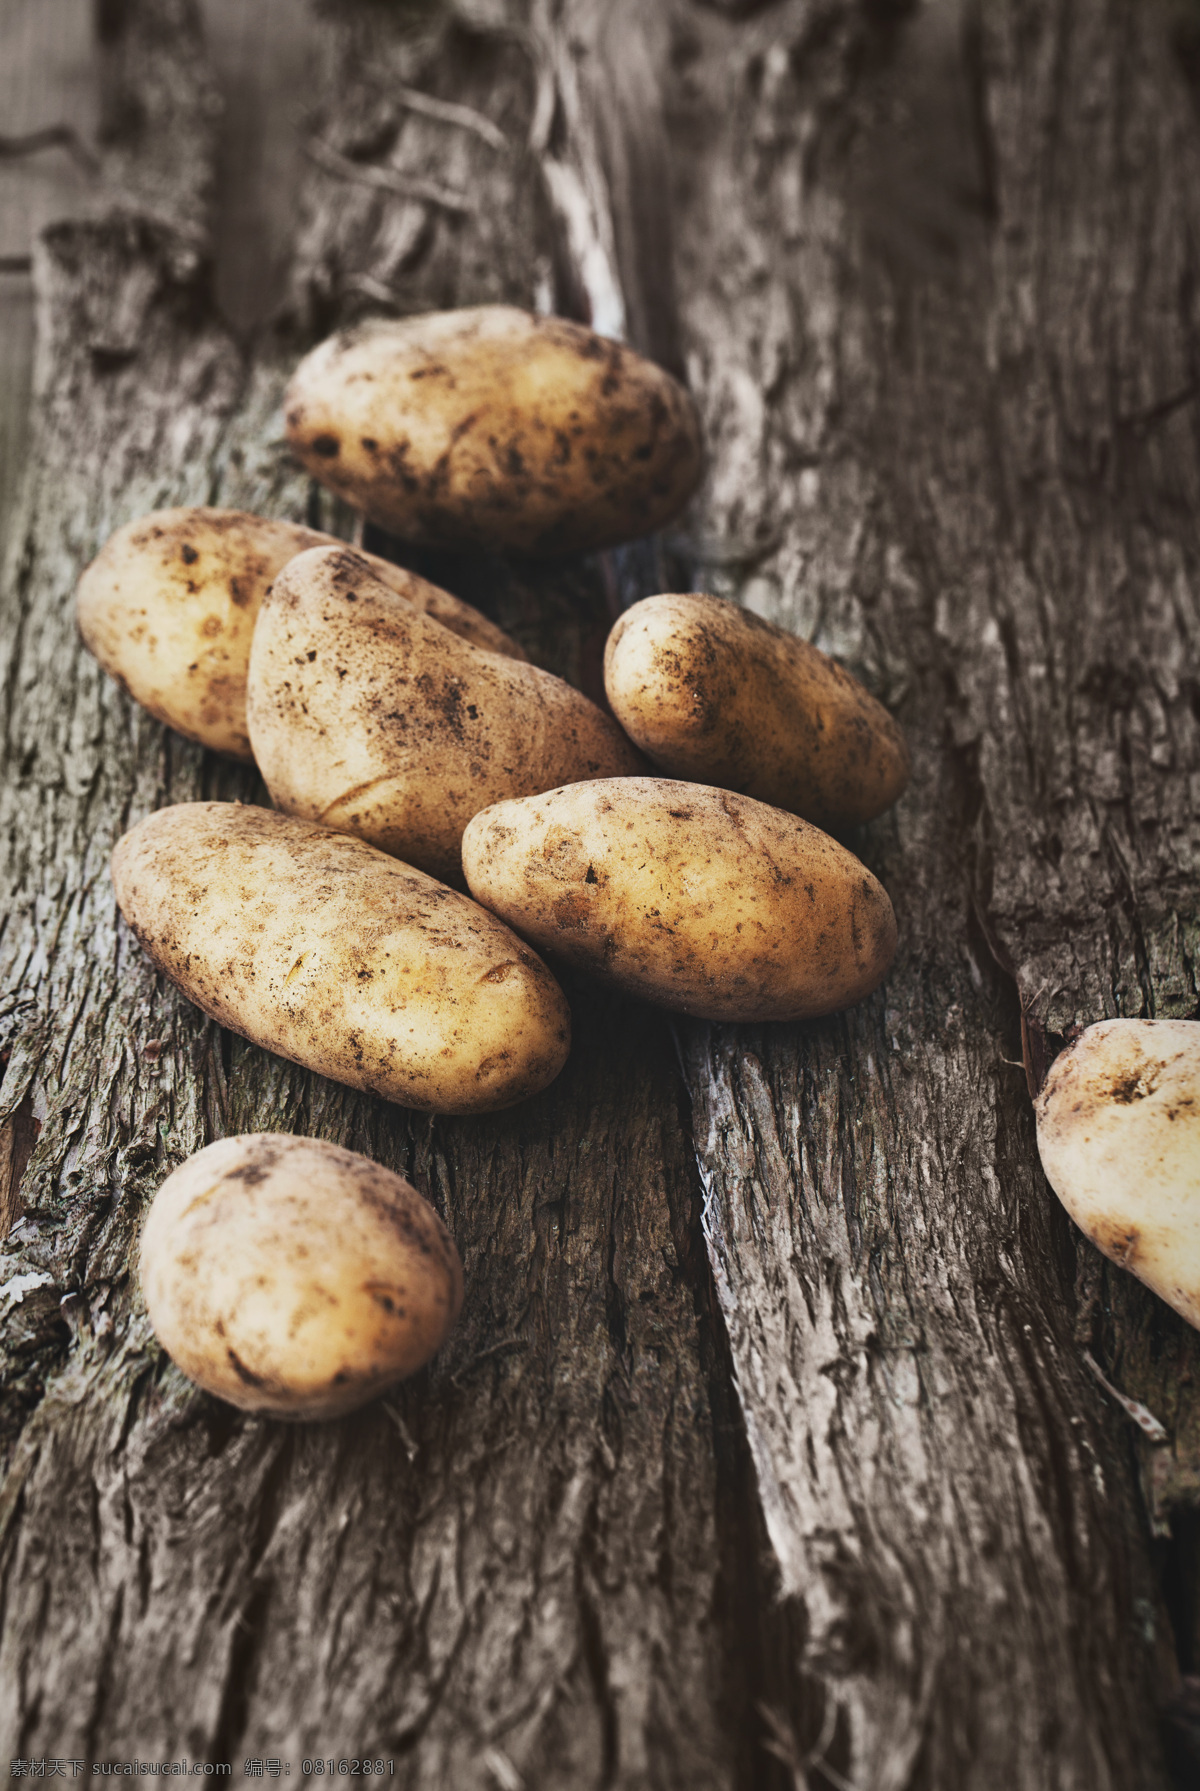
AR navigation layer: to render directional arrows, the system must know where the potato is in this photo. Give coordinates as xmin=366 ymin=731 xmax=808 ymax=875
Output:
xmin=284 ymin=306 xmax=703 ymax=556
xmin=461 ymin=778 xmax=897 ymax=1022
xmin=604 ymin=593 xmax=910 ymax=830
xmin=140 ymin=1133 xmax=463 ymax=1419
xmin=112 ymin=802 xmax=570 ymax=1112
xmin=247 ymin=545 xmax=644 ymax=883
xmin=77 ymin=506 xmax=525 ymax=760
xmin=1035 ymin=1019 xmax=1200 ymax=1330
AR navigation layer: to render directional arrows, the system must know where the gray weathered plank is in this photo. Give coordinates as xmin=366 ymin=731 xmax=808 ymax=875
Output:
xmin=672 ymin=0 xmax=1197 ymax=1784
xmin=0 ymin=3 xmax=754 ymax=1783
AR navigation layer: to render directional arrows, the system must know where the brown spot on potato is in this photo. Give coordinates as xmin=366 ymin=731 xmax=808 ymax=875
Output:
xmin=227 ymin=1347 xmax=269 ymax=1388
xmin=1109 ymin=1069 xmax=1156 ymax=1103
xmin=1094 ymin=1219 xmax=1140 ymax=1267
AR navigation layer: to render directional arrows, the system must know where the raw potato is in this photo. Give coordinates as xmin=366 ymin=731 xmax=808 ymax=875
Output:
xmin=604 ymin=593 xmax=911 ymax=829
xmin=247 ymin=545 xmax=643 ymax=883
xmin=140 ymin=1133 xmax=463 ymax=1419
xmin=112 ymin=802 xmax=571 ymax=1112
xmin=284 ymin=306 xmax=703 ymax=556
xmin=1035 ymin=1018 xmax=1200 ymax=1330
xmin=461 ymin=778 xmax=897 ymax=1022
xmin=76 ymin=506 xmax=525 ymax=760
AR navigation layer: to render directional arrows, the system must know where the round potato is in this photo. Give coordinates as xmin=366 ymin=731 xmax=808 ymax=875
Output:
xmin=77 ymin=506 xmax=525 ymax=760
xmin=247 ymin=545 xmax=643 ymax=884
xmin=604 ymin=593 xmax=910 ymax=830
xmin=461 ymin=778 xmax=897 ymax=1022
xmin=140 ymin=1133 xmax=463 ymax=1419
xmin=284 ymin=306 xmax=703 ymax=556
xmin=1035 ymin=1018 xmax=1200 ymax=1330
xmin=112 ymin=802 xmax=571 ymax=1112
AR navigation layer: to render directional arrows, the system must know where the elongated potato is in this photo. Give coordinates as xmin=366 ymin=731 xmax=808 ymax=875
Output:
xmin=1035 ymin=1019 xmax=1200 ymax=1330
xmin=140 ymin=1133 xmax=463 ymax=1418
xmin=604 ymin=594 xmax=910 ymax=829
xmin=112 ymin=803 xmax=570 ymax=1112
xmin=77 ymin=506 xmax=525 ymax=760
xmin=461 ymin=778 xmax=897 ymax=1022
xmin=284 ymin=306 xmax=703 ymax=556
xmin=247 ymin=546 xmax=643 ymax=883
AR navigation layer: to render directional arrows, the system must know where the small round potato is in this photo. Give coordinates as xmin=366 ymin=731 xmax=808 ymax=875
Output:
xmin=1035 ymin=1018 xmax=1200 ymax=1330
xmin=140 ymin=1133 xmax=463 ymax=1418
xmin=77 ymin=506 xmax=525 ymax=760
xmin=604 ymin=594 xmax=910 ymax=829
xmin=284 ymin=306 xmax=704 ymax=556
xmin=461 ymin=778 xmax=897 ymax=1022
xmin=112 ymin=802 xmax=571 ymax=1112
xmin=247 ymin=546 xmax=643 ymax=884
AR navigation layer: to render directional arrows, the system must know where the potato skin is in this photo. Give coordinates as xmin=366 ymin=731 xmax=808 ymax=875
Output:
xmin=247 ymin=546 xmax=643 ymax=884
xmin=284 ymin=307 xmax=704 ymax=556
xmin=140 ymin=1133 xmax=463 ymax=1419
xmin=1035 ymin=1019 xmax=1200 ymax=1330
xmin=76 ymin=506 xmax=525 ymax=760
xmin=604 ymin=594 xmax=910 ymax=829
xmin=112 ymin=803 xmax=571 ymax=1112
xmin=461 ymin=778 xmax=897 ymax=1022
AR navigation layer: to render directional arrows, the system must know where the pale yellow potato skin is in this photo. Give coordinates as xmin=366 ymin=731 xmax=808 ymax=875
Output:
xmin=247 ymin=546 xmax=643 ymax=884
xmin=112 ymin=803 xmax=571 ymax=1112
xmin=461 ymin=778 xmax=898 ymax=1022
xmin=140 ymin=1133 xmax=464 ymax=1419
xmin=76 ymin=506 xmax=525 ymax=761
xmin=284 ymin=306 xmax=704 ymax=556
xmin=1035 ymin=1019 xmax=1200 ymax=1330
xmin=604 ymin=594 xmax=911 ymax=830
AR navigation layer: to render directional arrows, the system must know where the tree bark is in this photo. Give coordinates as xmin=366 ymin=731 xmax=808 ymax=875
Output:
xmin=1 ymin=1 xmax=1198 ymax=1787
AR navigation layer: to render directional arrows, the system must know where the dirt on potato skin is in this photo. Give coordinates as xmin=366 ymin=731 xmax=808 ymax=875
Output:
xmin=284 ymin=307 xmax=704 ymax=556
xmin=1034 ymin=1019 xmax=1200 ymax=1317
xmin=604 ymin=593 xmax=911 ymax=831
xmin=247 ymin=546 xmax=642 ymax=883
xmin=140 ymin=1132 xmax=464 ymax=1419
xmin=76 ymin=506 xmax=525 ymax=762
xmin=1034 ymin=1019 xmax=1200 ymax=1141
xmin=111 ymin=801 xmax=572 ymax=1114
xmin=462 ymin=777 xmax=898 ymax=1024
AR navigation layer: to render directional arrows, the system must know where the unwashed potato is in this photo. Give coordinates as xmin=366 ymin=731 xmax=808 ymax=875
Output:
xmin=604 ymin=593 xmax=910 ymax=830
xmin=77 ymin=506 xmax=525 ymax=760
xmin=112 ymin=802 xmax=571 ymax=1112
xmin=1035 ymin=1018 xmax=1200 ymax=1330
xmin=140 ymin=1133 xmax=463 ymax=1419
xmin=247 ymin=545 xmax=643 ymax=884
xmin=461 ymin=778 xmax=897 ymax=1022
xmin=284 ymin=306 xmax=703 ymax=556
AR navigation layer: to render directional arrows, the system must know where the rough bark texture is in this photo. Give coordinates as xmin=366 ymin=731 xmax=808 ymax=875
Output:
xmin=672 ymin=1 xmax=1200 ymax=1784
xmin=2 ymin=1 xmax=1199 ymax=1787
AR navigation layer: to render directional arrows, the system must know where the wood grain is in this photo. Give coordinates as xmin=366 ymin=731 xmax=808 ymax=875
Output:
xmin=0 ymin=4 xmax=759 ymax=1783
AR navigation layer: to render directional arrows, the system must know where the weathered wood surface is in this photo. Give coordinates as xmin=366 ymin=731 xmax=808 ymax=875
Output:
xmin=675 ymin=2 xmax=1200 ymax=1784
xmin=2 ymin=1 xmax=1199 ymax=1787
